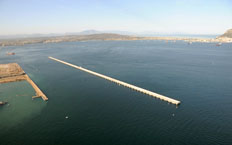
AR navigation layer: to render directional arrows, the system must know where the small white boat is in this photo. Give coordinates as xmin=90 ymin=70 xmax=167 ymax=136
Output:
xmin=216 ymin=43 xmax=222 ymax=46
xmin=0 ymin=101 xmax=8 ymax=106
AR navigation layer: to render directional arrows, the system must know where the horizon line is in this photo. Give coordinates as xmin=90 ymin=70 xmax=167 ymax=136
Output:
xmin=0 ymin=30 xmax=222 ymax=37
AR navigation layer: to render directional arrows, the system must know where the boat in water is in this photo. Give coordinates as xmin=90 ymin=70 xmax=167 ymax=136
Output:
xmin=6 ymin=52 xmax=16 ymax=55
xmin=216 ymin=43 xmax=222 ymax=46
xmin=0 ymin=101 xmax=8 ymax=106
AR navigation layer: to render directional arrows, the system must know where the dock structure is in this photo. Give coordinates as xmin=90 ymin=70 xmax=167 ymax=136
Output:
xmin=0 ymin=63 xmax=48 ymax=101
xmin=49 ymin=57 xmax=180 ymax=105
xmin=24 ymin=74 xmax=48 ymax=101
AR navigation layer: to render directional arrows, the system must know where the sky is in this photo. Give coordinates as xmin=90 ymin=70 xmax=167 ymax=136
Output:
xmin=0 ymin=0 xmax=232 ymax=35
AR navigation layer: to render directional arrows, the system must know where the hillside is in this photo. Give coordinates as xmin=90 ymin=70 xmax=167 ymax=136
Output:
xmin=219 ymin=29 xmax=232 ymax=38
xmin=0 ymin=33 xmax=137 ymax=46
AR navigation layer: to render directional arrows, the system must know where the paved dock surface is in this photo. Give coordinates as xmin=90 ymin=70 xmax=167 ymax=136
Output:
xmin=49 ymin=57 xmax=180 ymax=105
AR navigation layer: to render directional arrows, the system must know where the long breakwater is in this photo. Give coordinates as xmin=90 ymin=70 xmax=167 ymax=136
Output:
xmin=49 ymin=57 xmax=180 ymax=105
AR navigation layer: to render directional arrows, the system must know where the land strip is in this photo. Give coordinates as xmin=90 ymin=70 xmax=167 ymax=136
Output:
xmin=1 ymin=33 xmax=232 ymax=47
xmin=0 ymin=63 xmax=48 ymax=101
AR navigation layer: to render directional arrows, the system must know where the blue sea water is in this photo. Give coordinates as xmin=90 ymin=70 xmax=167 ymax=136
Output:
xmin=0 ymin=40 xmax=232 ymax=145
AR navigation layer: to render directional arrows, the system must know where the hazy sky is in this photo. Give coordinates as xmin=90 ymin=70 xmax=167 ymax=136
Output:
xmin=0 ymin=0 xmax=231 ymax=35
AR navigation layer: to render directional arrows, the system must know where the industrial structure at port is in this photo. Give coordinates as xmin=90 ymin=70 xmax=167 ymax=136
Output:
xmin=49 ymin=57 xmax=180 ymax=105
xmin=0 ymin=63 xmax=48 ymax=101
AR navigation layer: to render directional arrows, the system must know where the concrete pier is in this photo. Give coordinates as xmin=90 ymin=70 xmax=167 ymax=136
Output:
xmin=24 ymin=74 xmax=48 ymax=101
xmin=49 ymin=57 xmax=180 ymax=105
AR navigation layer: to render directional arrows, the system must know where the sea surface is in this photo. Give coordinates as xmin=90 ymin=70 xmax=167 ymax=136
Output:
xmin=0 ymin=40 xmax=232 ymax=145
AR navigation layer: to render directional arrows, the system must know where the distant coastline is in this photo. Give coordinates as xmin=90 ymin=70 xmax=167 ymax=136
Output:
xmin=0 ymin=33 xmax=231 ymax=47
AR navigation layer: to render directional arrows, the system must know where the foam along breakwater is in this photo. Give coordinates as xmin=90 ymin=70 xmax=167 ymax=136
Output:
xmin=49 ymin=57 xmax=180 ymax=105
xmin=0 ymin=63 xmax=48 ymax=101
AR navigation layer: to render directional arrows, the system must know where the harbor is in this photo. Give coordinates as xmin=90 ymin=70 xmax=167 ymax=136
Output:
xmin=0 ymin=63 xmax=48 ymax=101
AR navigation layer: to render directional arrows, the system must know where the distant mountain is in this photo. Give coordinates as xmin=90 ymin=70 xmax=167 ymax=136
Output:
xmin=79 ymin=30 xmax=101 ymax=35
xmin=66 ymin=30 xmax=136 ymax=36
xmin=0 ymin=29 xmax=220 ymax=39
xmin=219 ymin=29 xmax=232 ymax=38
xmin=65 ymin=30 xmax=101 ymax=35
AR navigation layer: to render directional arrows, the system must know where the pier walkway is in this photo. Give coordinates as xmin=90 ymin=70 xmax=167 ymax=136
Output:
xmin=49 ymin=57 xmax=180 ymax=105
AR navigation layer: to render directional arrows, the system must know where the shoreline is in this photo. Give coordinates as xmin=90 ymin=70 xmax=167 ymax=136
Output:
xmin=0 ymin=34 xmax=231 ymax=47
